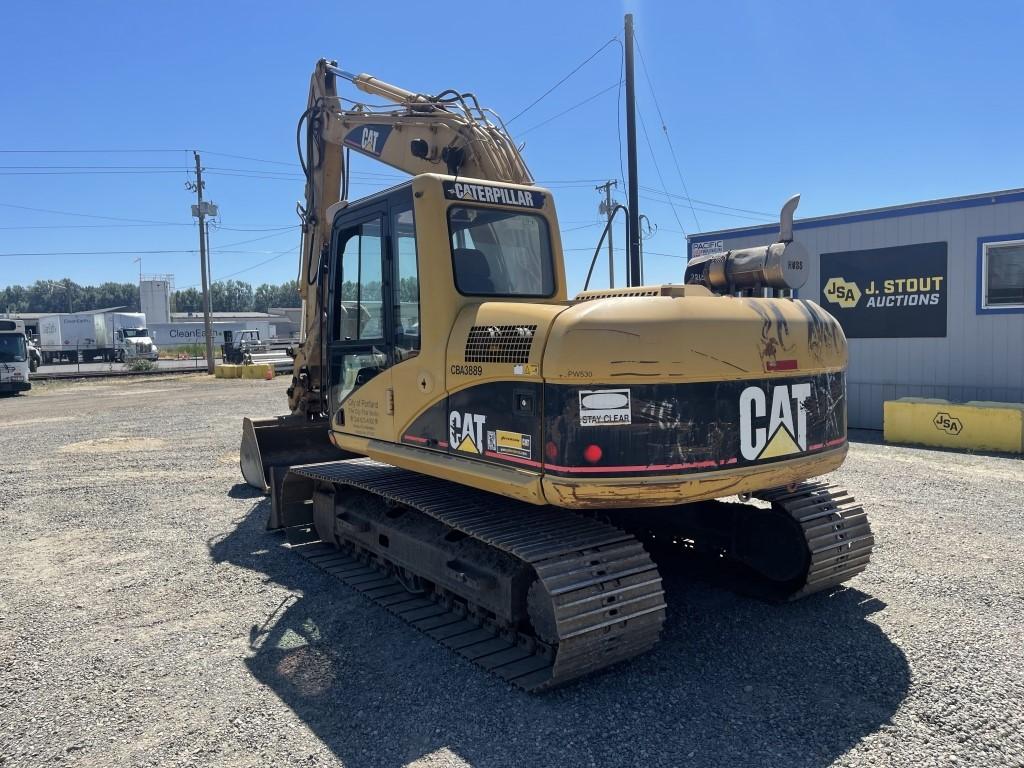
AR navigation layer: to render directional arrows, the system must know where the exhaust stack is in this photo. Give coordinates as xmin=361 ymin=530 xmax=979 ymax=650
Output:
xmin=685 ymin=195 xmax=808 ymax=295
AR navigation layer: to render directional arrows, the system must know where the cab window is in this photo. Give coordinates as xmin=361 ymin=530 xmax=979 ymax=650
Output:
xmin=334 ymin=217 xmax=385 ymax=341
xmin=393 ymin=204 xmax=420 ymax=359
xmin=448 ymin=206 xmax=554 ymax=297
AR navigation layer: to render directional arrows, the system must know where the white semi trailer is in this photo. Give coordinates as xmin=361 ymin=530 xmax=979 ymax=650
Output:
xmin=0 ymin=318 xmax=31 ymax=395
xmin=38 ymin=311 xmax=159 ymax=364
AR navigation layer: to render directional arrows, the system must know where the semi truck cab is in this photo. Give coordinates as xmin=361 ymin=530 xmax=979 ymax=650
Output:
xmin=115 ymin=326 xmax=159 ymax=362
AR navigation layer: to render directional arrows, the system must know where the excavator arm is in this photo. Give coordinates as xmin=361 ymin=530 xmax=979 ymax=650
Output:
xmin=241 ymin=58 xmax=534 ymax=491
xmin=291 ymin=58 xmax=533 ymax=416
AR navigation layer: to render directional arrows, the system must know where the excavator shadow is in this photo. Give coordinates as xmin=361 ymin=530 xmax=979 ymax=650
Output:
xmin=211 ymin=499 xmax=910 ymax=768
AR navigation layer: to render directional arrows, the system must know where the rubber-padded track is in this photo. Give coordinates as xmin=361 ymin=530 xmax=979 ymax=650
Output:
xmin=287 ymin=459 xmax=666 ymax=691
xmin=757 ymin=481 xmax=875 ymax=599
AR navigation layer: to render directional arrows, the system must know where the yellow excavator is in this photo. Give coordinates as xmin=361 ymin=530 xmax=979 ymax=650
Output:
xmin=239 ymin=59 xmax=873 ymax=691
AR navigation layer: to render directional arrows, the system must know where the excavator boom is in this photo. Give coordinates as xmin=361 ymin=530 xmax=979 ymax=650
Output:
xmin=242 ymin=59 xmax=536 ymax=491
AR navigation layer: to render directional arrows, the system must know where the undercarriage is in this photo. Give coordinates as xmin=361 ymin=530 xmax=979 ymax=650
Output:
xmin=270 ymin=459 xmax=874 ymax=690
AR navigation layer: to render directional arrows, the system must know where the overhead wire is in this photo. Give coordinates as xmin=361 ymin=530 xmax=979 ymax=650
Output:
xmin=0 ymin=201 xmax=297 ymax=229
xmin=205 ymin=228 xmax=300 ymax=249
xmin=517 ymin=82 xmax=621 ymax=137
xmin=0 ymin=249 xmax=296 ymax=258
xmin=506 ymin=37 xmax=619 ymax=124
xmin=0 ymin=148 xmax=188 ymax=154
xmin=636 ymin=104 xmax=687 ymax=236
xmin=213 ymin=248 xmax=299 ymax=281
xmin=638 ymin=193 xmax=774 ymax=222
xmin=0 ymin=201 xmax=189 ymax=226
xmin=638 ymin=186 xmax=774 ymax=218
xmin=634 ymin=36 xmax=702 ymax=230
xmin=198 ymin=150 xmax=297 ymax=167
xmin=615 ymin=38 xmax=626 ymax=189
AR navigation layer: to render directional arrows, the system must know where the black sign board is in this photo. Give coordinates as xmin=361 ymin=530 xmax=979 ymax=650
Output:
xmin=443 ymin=181 xmax=545 ymax=209
xmin=819 ymin=241 xmax=948 ymax=338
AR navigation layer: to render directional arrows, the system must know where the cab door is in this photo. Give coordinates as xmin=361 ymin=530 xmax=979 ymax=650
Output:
xmin=326 ymin=201 xmax=394 ymax=441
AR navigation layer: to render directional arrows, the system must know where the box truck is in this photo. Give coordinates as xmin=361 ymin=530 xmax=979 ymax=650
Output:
xmin=38 ymin=312 xmax=159 ymax=364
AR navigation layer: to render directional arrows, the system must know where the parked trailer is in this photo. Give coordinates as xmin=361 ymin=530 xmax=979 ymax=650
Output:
xmin=38 ymin=314 xmax=94 ymax=364
xmin=38 ymin=312 xmax=159 ymax=364
xmin=0 ymin=318 xmax=31 ymax=395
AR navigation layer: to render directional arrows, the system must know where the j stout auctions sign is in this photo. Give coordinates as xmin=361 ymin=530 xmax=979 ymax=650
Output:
xmin=820 ymin=241 xmax=947 ymax=338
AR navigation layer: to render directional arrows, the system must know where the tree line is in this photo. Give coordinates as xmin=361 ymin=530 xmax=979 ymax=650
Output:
xmin=171 ymin=280 xmax=300 ymax=313
xmin=0 ymin=279 xmax=302 ymax=315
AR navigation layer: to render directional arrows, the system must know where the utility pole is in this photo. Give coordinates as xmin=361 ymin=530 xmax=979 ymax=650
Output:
xmin=639 ymin=214 xmax=657 ymax=285
xmin=596 ymin=180 xmax=618 ymax=288
xmin=134 ymin=257 xmax=142 ymax=310
xmin=191 ymin=151 xmax=216 ymax=374
xmin=624 ymin=13 xmax=642 ymax=287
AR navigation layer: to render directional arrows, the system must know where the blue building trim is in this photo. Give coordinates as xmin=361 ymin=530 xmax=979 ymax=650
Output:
xmin=976 ymin=233 xmax=1024 ymax=315
xmin=688 ymin=190 xmax=1024 ymax=256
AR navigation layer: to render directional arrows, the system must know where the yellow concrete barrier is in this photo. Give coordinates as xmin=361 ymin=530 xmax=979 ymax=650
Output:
xmin=215 ymin=363 xmax=274 ymax=380
xmin=215 ymin=364 xmax=242 ymax=379
xmin=241 ymin=363 xmax=274 ymax=380
xmin=883 ymin=398 xmax=1024 ymax=453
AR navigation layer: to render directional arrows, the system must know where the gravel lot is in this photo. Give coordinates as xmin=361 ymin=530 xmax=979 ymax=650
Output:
xmin=1 ymin=375 xmax=1022 ymax=768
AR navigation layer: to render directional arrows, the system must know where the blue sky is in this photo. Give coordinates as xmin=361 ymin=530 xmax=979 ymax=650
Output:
xmin=1 ymin=0 xmax=1021 ymax=295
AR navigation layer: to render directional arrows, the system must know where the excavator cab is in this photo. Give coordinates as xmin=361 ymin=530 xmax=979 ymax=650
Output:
xmin=241 ymin=173 xmax=565 ymax=494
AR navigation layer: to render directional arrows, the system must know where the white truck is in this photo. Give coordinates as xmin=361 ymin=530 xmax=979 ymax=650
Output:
xmin=0 ymin=318 xmax=31 ymax=395
xmin=38 ymin=311 xmax=160 ymax=364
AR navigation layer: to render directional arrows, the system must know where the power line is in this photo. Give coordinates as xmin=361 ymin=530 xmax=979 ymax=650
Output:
xmin=564 ymin=246 xmax=683 ymax=260
xmin=0 ymin=201 xmax=189 ymax=226
xmin=206 ymin=229 xmax=299 ymax=249
xmin=616 ymin=38 xmax=626 ymax=189
xmin=198 ymin=150 xmax=297 ymax=168
xmin=0 ymin=223 xmax=185 ymax=231
xmin=518 ymin=82 xmax=621 ymax=137
xmin=0 ymin=222 xmax=299 ymax=231
xmin=634 ymin=36 xmax=701 ymax=230
xmin=507 ymin=37 xmax=619 ymax=124
xmin=204 ymin=224 xmax=299 ymax=232
xmin=638 ymin=193 xmax=773 ymax=222
xmin=636 ymin=103 xmax=687 ymax=236
xmin=214 ymin=248 xmax=298 ymax=280
xmin=0 ymin=148 xmax=188 ymax=154
xmin=640 ymin=250 xmax=684 ymax=259
xmin=173 ymin=247 xmax=300 ymax=289
xmin=0 ymin=163 xmax=399 ymax=180
xmin=0 ymin=165 xmax=188 ymax=170
xmin=0 ymin=169 xmax=188 ymax=176
xmin=0 ymin=249 xmax=295 ymax=258
xmin=638 ymin=186 xmax=774 ymax=218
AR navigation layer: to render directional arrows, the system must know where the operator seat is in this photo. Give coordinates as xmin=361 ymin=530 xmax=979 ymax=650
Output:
xmin=452 ymin=248 xmax=495 ymax=294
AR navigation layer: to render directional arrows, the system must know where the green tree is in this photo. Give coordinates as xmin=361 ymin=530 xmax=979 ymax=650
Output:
xmin=210 ymin=280 xmax=254 ymax=312
xmin=172 ymin=287 xmax=203 ymax=313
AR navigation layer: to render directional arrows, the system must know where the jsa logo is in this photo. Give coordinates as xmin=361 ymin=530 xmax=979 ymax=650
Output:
xmin=739 ymin=383 xmax=811 ymax=461
xmin=823 ymin=276 xmax=862 ymax=309
xmin=449 ymin=411 xmax=486 ymax=454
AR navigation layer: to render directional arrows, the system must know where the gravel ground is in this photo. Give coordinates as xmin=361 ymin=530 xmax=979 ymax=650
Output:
xmin=1 ymin=375 xmax=1022 ymax=768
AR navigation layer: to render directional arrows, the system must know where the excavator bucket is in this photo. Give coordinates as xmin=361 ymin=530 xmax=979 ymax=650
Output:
xmin=239 ymin=415 xmax=346 ymax=494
